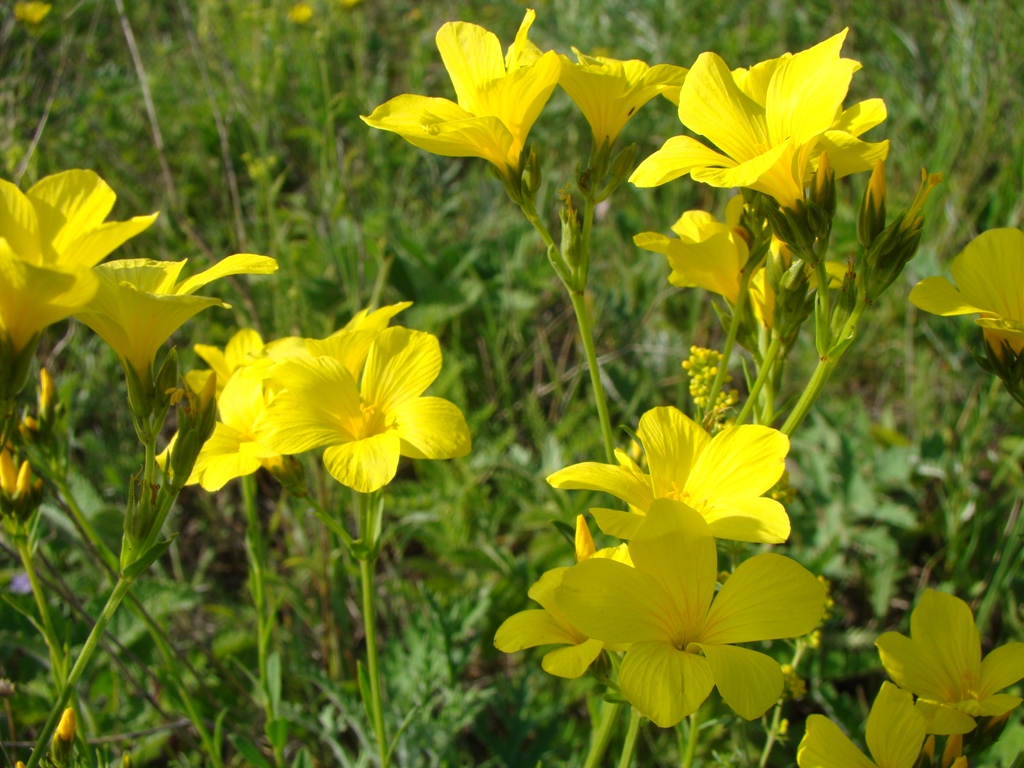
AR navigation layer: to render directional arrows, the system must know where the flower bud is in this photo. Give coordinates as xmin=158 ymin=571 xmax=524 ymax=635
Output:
xmin=0 ymin=331 xmax=40 ymax=402
xmin=51 ymin=707 xmax=76 ymax=767
xmin=0 ymin=449 xmax=16 ymax=495
xmin=260 ymin=454 xmax=307 ymax=497
xmin=857 ymin=161 xmax=887 ymax=248
xmin=598 ymin=143 xmax=638 ymax=201
xmin=559 ymin=194 xmax=584 ymax=274
xmin=574 ymin=514 xmax=596 ymax=562
xmin=168 ymin=371 xmax=217 ymax=488
xmin=521 ymin=146 xmax=542 ymax=199
xmin=809 ymin=151 xmax=837 ymax=223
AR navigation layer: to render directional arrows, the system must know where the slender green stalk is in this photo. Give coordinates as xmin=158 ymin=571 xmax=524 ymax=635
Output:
xmin=615 ymin=708 xmax=643 ymax=768
xmin=814 ymin=259 xmax=832 ymax=353
xmin=568 ymin=289 xmax=616 ymax=462
xmin=519 ymin=199 xmax=616 ymax=462
xmin=704 ymin=272 xmax=752 ymax=431
xmin=759 ymin=643 xmax=805 ymax=768
xmin=356 ymin=491 xmax=389 ymax=768
xmin=976 ymin=503 xmax=1024 ymax=633
xmin=243 ymin=474 xmax=282 ymax=767
xmin=735 ymin=334 xmax=783 ymax=425
xmin=581 ymin=700 xmax=624 ymax=768
xmin=25 ymin=575 xmax=136 ymax=768
xmin=16 ymin=538 xmax=66 ymax=686
xmin=681 ymin=709 xmax=701 ymax=768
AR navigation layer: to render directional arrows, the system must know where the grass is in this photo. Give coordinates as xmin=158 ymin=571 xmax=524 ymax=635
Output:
xmin=2 ymin=0 xmax=1024 ymax=765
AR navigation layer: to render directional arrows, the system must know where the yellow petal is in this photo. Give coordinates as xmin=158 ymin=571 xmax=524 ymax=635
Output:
xmin=0 ymin=249 xmax=97 ymax=352
xmin=556 ymin=558 xmax=675 ymax=644
xmin=541 ymin=638 xmax=604 ymax=679
xmin=798 ymin=714 xmax=877 ymax=768
xmin=489 ymin=51 xmax=561 ymax=161
xmin=307 ymin=329 xmax=378 ymax=380
xmin=697 ymin=644 xmax=783 ymax=720
xmin=815 ymin=132 xmax=889 ymax=179
xmin=254 ymin=357 xmax=361 ymax=453
xmin=866 ymin=682 xmax=927 ymax=768
xmin=834 ymin=98 xmax=888 ymax=137
xmin=435 ymin=20 xmax=506 ymax=115
xmin=703 ymin=497 xmax=791 ymax=544
xmin=341 ymin=301 xmax=413 ymax=333
xmin=629 ymin=499 xmax=717 ymax=635
xmin=908 ymin=591 xmax=982 ymax=696
xmin=362 ymin=95 xmax=514 ymax=169
xmin=678 ymin=52 xmax=767 ymax=164
xmin=59 ymin=215 xmax=159 ymax=269
xmin=494 ymin=608 xmax=580 ymax=651
xmin=630 ymin=135 xmax=737 ymax=188
xmin=765 ymin=30 xmax=855 ymax=147
xmin=700 ymin=553 xmax=824 ymax=645
xmin=189 ymin=423 xmax=262 ymax=491
xmin=908 ymin=276 xmax=985 ymax=316
xmin=979 ymin=642 xmax=1024 ymax=699
xmin=590 ymin=507 xmax=644 ymax=539
xmin=392 ymin=396 xmax=471 ymax=460
xmin=0 ymin=178 xmax=41 ymax=262
xmin=950 ymin=229 xmax=1024 ymax=321
xmin=216 ymin=364 xmax=268 ymax=432
xmin=914 ymin=699 xmax=977 ymax=735
xmin=361 ymin=327 xmax=441 ymax=412
xmin=322 ymin=430 xmax=402 ymax=492
xmin=547 ymin=462 xmax=654 ymax=511
xmin=175 ymin=253 xmax=277 ymax=295
xmin=686 ymin=424 xmax=788 ymax=504
xmin=619 ymin=641 xmax=714 ymax=728
xmin=637 ymin=406 xmax=709 ymax=499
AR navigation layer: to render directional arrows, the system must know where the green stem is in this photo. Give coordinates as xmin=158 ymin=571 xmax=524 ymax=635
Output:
xmin=682 ymin=709 xmax=701 ymax=768
xmin=814 ymin=259 xmax=832 ymax=353
xmin=704 ymin=272 xmax=752 ymax=430
xmin=976 ymin=504 xmax=1024 ymax=634
xmin=16 ymin=537 xmax=66 ymax=686
xmin=582 ymin=700 xmax=623 ymax=768
xmin=25 ymin=575 xmax=136 ymax=768
xmin=568 ymin=289 xmax=616 ymax=463
xmin=759 ymin=643 xmax=805 ymax=768
xmin=357 ymin=491 xmax=388 ymax=768
xmin=735 ymin=334 xmax=783 ymax=425
xmin=616 ymin=708 xmax=643 ymax=768
xmin=243 ymin=474 xmax=281 ymax=767
xmin=47 ymin=472 xmax=225 ymax=766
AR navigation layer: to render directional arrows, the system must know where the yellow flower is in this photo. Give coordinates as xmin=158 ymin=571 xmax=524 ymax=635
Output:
xmin=73 ymin=255 xmax=278 ymax=383
xmin=799 ymin=682 xmax=926 ymax=768
xmin=557 ymin=500 xmax=824 ymax=726
xmin=287 ymin=2 xmax=313 ymax=23
xmin=875 ymin=590 xmax=1024 ymax=734
xmin=188 ymin=362 xmax=280 ymax=491
xmin=908 ymin=229 xmax=1024 ymax=357
xmin=635 ymin=195 xmax=749 ymax=303
xmin=558 ymin=49 xmax=687 ymax=146
xmin=630 ymin=30 xmax=889 ymax=210
xmin=14 ymin=2 xmax=51 ymax=25
xmin=254 ymin=326 xmax=471 ymax=493
xmin=187 ymin=327 xmax=266 ymax=396
xmin=547 ymin=405 xmax=791 ymax=543
xmin=0 ymin=170 xmax=158 ymax=270
xmin=361 ymin=10 xmax=561 ymax=179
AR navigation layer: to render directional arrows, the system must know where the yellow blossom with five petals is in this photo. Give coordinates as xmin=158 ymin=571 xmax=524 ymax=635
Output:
xmin=798 ymin=682 xmax=927 ymax=768
xmin=875 ymin=589 xmax=1024 ymax=734
xmin=361 ymin=10 xmax=561 ymax=180
xmin=254 ymin=326 xmax=471 ymax=493
xmin=630 ymin=30 xmax=889 ymax=210
xmin=548 ymin=405 xmax=791 ymax=543
xmin=556 ymin=500 xmax=824 ymax=726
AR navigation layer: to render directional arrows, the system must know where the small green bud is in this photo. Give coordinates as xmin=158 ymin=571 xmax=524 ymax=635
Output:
xmin=809 ymin=151 xmax=837 ymax=222
xmin=0 ymin=331 xmax=40 ymax=402
xmin=857 ymin=161 xmax=887 ymax=248
xmin=521 ymin=146 xmax=542 ymax=198
xmin=169 ymin=371 xmax=218 ymax=488
xmin=597 ymin=143 xmax=638 ymax=201
xmin=559 ymin=193 xmax=584 ymax=273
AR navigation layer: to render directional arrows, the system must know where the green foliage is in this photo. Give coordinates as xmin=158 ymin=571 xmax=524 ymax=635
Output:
xmin=2 ymin=0 xmax=1024 ymax=766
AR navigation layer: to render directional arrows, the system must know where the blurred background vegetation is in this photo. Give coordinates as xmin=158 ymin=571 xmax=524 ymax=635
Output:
xmin=2 ymin=0 xmax=1024 ymax=765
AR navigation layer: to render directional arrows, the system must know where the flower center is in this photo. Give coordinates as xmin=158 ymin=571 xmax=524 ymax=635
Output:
xmin=356 ymin=402 xmax=389 ymax=440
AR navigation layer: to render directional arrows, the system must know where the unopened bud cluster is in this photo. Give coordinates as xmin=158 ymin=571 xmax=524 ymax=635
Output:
xmin=0 ymin=448 xmax=43 ymax=527
xmin=683 ymin=346 xmax=739 ymax=415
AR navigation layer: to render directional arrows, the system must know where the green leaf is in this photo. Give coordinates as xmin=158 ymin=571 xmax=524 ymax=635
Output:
xmin=228 ymin=735 xmax=274 ymax=768
xmin=121 ymin=535 xmax=176 ymax=579
xmin=267 ymin=651 xmax=282 ymax=714
xmin=266 ymin=717 xmax=288 ymax=752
